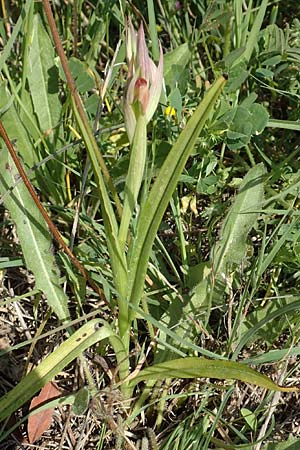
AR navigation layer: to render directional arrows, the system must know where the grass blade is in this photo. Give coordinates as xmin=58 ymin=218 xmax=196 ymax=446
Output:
xmin=243 ymin=0 xmax=268 ymax=63
xmin=0 ymin=0 xmax=33 ymax=72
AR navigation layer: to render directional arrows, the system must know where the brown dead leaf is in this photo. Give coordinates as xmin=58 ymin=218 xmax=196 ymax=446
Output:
xmin=27 ymin=381 xmax=61 ymax=444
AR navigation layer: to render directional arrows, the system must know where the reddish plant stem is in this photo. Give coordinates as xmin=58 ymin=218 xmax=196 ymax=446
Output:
xmin=0 ymin=119 xmax=110 ymax=308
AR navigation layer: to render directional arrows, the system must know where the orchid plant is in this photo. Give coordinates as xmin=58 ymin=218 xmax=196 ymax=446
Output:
xmin=1 ymin=6 xmax=300 ymax=448
xmin=5 ymin=15 xmax=285 ymax=444
xmin=119 ymin=21 xmax=163 ymax=250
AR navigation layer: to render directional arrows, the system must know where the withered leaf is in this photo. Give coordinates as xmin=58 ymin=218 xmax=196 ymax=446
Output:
xmin=27 ymin=381 xmax=61 ymax=444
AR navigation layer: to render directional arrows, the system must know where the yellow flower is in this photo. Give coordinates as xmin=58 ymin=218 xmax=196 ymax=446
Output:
xmin=165 ymin=105 xmax=176 ymax=117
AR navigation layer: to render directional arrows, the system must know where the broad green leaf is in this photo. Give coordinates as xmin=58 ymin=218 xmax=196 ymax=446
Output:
xmin=221 ymin=103 xmax=268 ymax=150
xmin=129 ymin=357 xmax=297 ymax=393
xmin=154 ymin=263 xmax=211 ymax=363
xmin=0 ymin=78 xmax=64 ymax=203
xmin=168 ymin=86 xmax=183 ymax=120
xmin=249 ymin=103 xmax=269 ymax=134
xmin=224 ymin=62 xmax=249 ymax=93
xmin=0 ymin=82 xmax=68 ymax=320
xmin=0 ymin=81 xmax=37 ymax=169
xmin=213 ymin=163 xmax=266 ymax=277
xmin=69 ymin=57 xmax=95 ymax=93
xmin=58 ymin=57 xmax=95 ymax=93
xmin=239 ymin=296 xmax=296 ymax=346
xmin=256 ymin=67 xmax=274 ymax=78
xmin=241 ymin=407 xmax=257 ymax=430
xmin=0 ymin=319 xmax=114 ymax=421
xmin=0 ymin=152 xmax=69 ymax=322
xmin=127 ymin=76 xmax=226 ymax=323
xmin=26 ymin=13 xmax=65 ymax=202
xmin=73 ymin=386 xmax=90 ymax=416
xmin=226 ymin=106 xmax=252 ymax=149
xmin=164 ymin=43 xmax=190 ymax=89
xmin=27 ymin=14 xmax=62 ymax=136
xmin=223 ymin=47 xmax=246 ymax=68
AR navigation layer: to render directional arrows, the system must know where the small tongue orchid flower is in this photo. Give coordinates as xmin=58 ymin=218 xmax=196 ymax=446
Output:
xmin=124 ymin=20 xmax=163 ymax=143
xmin=119 ymin=20 xmax=163 ymax=250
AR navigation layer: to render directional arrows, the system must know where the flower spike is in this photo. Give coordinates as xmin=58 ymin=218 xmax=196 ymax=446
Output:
xmin=124 ymin=20 xmax=163 ymax=142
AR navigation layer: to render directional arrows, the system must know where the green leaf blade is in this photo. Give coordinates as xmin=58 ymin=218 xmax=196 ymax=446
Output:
xmin=0 ymin=319 xmax=114 ymax=421
xmin=130 ymin=357 xmax=297 ymax=393
xmin=27 ymin=14 xmax=61 ymax=136
xmin=0 ymin=153 xmax=69 ymax=322
xmin=213 ymin=163 xmax=266 ymax=276
xmin=127 ymin=77 xmax=226 ymax=318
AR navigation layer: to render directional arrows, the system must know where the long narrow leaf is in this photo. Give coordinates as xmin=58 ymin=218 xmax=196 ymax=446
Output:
xmin=0 ymin=0 xmax=33 ymax=72
xmin=242 ymin=0 xmax=268 ymax=63
xmin=0 ymin=319 xmax=114 ymax=421
xmin=27 ymin=14 xmax=61 ymax=136
xmin=127 ymin=76 xmax=226 ymax=319
xmin=129 ymin=357 xmax=297 ymax=392
xmin=0 ymin=153 xmax=69 ymax=322
xmin=72 ymin=100 xmax=128 ymax=314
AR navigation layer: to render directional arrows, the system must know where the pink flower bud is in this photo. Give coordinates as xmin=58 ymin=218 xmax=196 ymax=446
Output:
xmin=124 ymin=20 xmax=163 ymax=142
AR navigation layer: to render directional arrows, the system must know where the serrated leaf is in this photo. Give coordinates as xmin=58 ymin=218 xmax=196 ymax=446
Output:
xmin=129 ymin=357 xmax=298 ymax=392
xmin=28 ymin=382 xmax=61 ymax=443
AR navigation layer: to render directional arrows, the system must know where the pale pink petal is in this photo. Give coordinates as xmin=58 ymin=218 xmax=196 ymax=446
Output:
xmin=124 ymin=71 xmax=139 ymax=142
xmin=126 ymin=69 xmax=139 ymax=105
xmin=145 ymin=43 xmax=163 ymax=122
xmin=148 ymin=58 xmax=157 ymax=85
xmin=126 ymin=18 xmax=137 ymax=65
xmin=137 ymin=23 xmax=150 ymax=80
